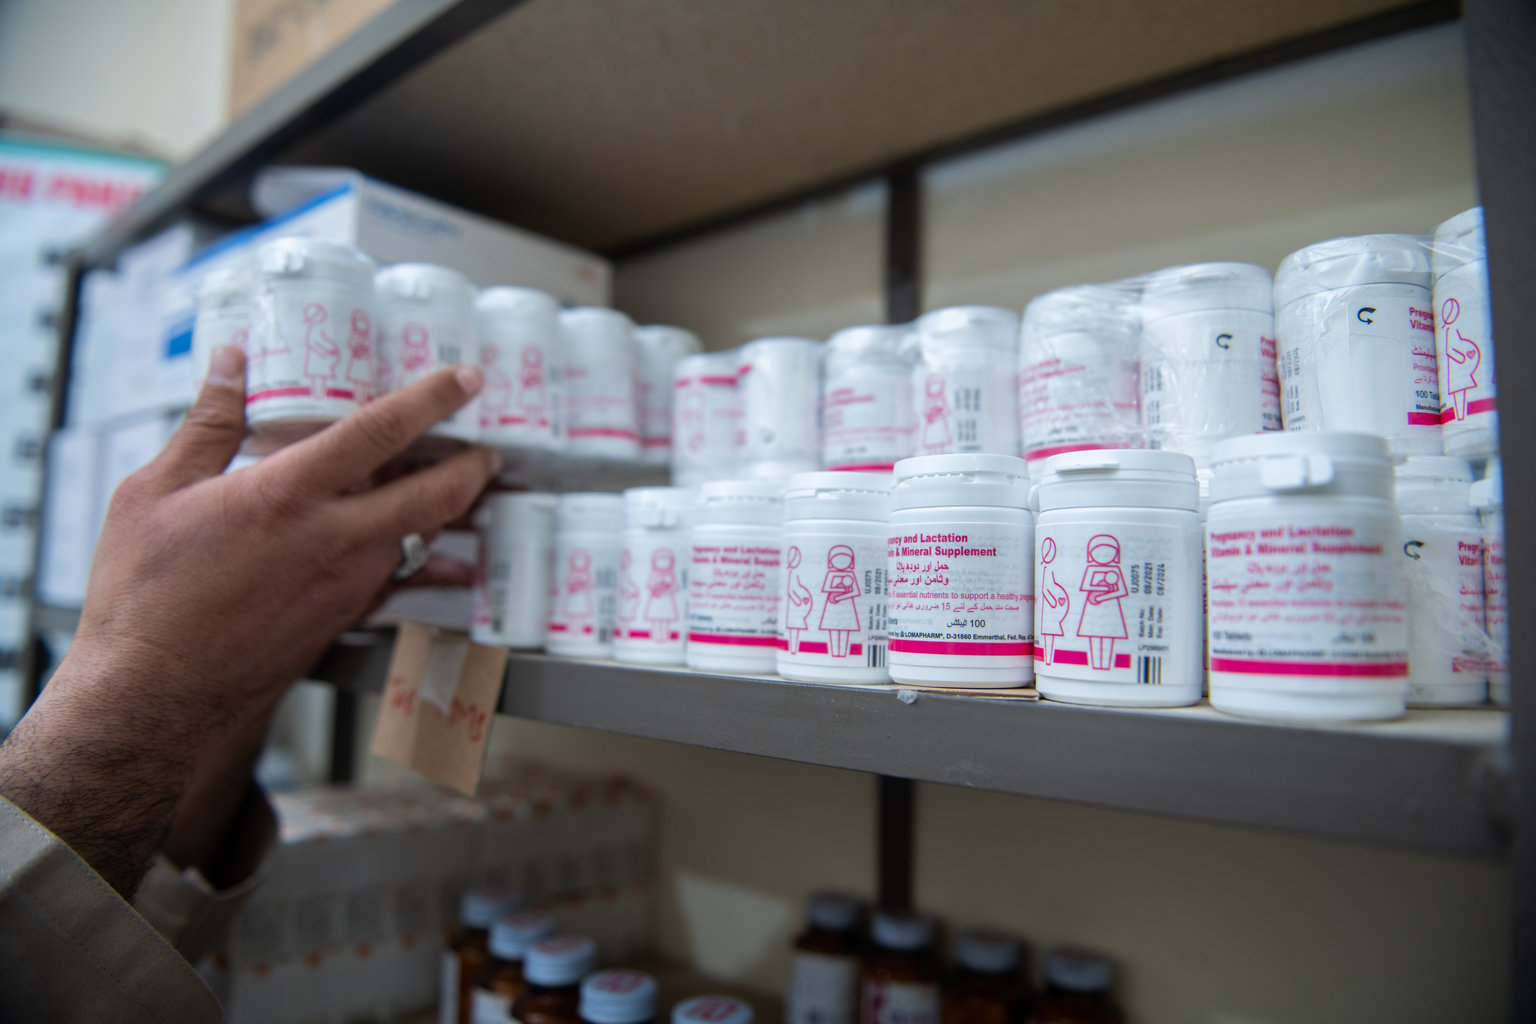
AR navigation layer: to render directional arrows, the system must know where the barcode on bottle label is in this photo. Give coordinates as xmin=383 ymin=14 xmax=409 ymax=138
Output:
xmin=1136 ymin=655 xmax=1162 ymax=685
xmin=866 ymin=643 xmax=886 ymax=669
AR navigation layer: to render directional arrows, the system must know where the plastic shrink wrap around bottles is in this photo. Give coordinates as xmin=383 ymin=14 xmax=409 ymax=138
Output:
xmin=1017 ymin=284 xmax=1143 ymax=469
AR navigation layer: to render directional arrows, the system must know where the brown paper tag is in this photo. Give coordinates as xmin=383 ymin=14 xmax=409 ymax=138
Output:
xmin=369 ymin=621 xmax=509 ymax=795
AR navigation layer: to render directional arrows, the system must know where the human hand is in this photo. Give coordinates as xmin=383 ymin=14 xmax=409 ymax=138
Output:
xmin=1 ymin=346 xmax=499 ymax=894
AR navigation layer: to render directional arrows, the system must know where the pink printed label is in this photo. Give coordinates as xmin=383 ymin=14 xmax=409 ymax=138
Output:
xmin=1206 ymin=514 xmax=1408 ymax=680
xmin=687 ymin=537 xmax=782 ymax=645
xmin=887 ymin=523 xmax=1033 ymax=663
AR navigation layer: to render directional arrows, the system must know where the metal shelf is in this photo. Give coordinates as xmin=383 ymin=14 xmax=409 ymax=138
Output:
xmin=313 ymin=630 xmax=1511 ymax=858
xmin=79 ymin=0 xmax=1453 ymax=263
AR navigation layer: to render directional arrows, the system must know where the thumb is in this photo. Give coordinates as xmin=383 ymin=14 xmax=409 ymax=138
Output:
xmin=156 ymin=346 xmax=248 ymax=488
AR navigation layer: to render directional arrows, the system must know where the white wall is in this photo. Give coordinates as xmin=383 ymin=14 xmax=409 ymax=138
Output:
xmin=0 ymin=0 xmax=233 ymax=159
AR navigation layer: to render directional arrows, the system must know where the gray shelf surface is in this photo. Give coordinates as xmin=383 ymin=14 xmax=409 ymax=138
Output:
xmin=311 ymin=629 xmax=1511 ymax=858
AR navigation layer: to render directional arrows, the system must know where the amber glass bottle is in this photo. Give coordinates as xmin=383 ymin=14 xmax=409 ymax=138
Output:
xmin=788 ymin=892 xmax=865 ymax=1024
xmin=580 ymin=969 xmax=659 ymax=1024
xmin=444 ymin=888 xmax=520 ymax=1024
xmin=511 ymin=936 xmax=599 ymax=1024
xmin=941 ymin=929 xmax=1030 ymax=1024
xmin=1028 ymin=949 xmax=1122 ymax=1024
xmin=470 ymin=909 xmax=555 ymax=1023
xmin=859 ymin=911 xmax=941 ymax=1024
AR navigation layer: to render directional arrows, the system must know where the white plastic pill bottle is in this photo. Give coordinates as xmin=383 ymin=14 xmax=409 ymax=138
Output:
xmin=1433 ymin=207 xmax=1498 ymax=459
xmin=475 ymin=286 xmax=562 ymax=450
xmin=1395 ymin=456 xmax=1487 ymax=706
xmin=634 ymin=325 xmax=703 ymax=465
xmin=614 ymin=486 xmax=694 ymax=665
xmin=911 ymin=306 xmax=1021 ymax=457
xmin=1018 ymin=284 xmax=1142 ymax=469
xmin=778 ymin=472 xmax=893 ymax=684
xmin=671 ymin=350 xmax=745 ymax=487
xmin=472 ymin=492 xmax=558 ymax=649
xmin=1275 ymin=234 xmax=1440 ymax=455
xmin=375 ymin=262 xmax=481 ymax=443
xmin=887 ymin=454 xmax=1034 ymax=687
xmin=246 ymin=237 xmax=377 ymax=438
xmin=560 ymin=307 xmax=642 ymax=460
xmin=739 ymin=336 xmax=822 ymax=478
xmin=686 ymin=480 xmax=784 ymax=673
xmin=1470 ymin=458 xmax=1506 ymax=704
xmin=1033 ymin=450 xmax=1202 ymax=708
xmin=822 ymin=325 xmax=914 ymax=471
xmin=1206 ymin=431 xmax=1408 ymax=722
xmin=1138 ymin=262 xmax=1280 ymax=463
xmin=546 ymin=493 xmax=625 ymax=657
xmin=191 ymin=264 xmax=254 ymax=388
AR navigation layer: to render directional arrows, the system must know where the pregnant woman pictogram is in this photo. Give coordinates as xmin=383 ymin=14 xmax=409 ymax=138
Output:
xmin=302 ymin=303 xmax=340 ymax=399
xmin=1441 ymin=298 xmax=1482 ymax=420
xmin=784 ymin=546 xmax=812 ymax=654
xmin=1077 ymin=534 xmax=1129 ymax=670
xmin=1038 ymin=536 xmax=1070 ymax=664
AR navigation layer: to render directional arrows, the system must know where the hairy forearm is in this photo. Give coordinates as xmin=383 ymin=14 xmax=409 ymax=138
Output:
xmin=160 ymin=705 xmax=274 ymax=882
xmin=0 ymin=653 xmax=213 ymax=897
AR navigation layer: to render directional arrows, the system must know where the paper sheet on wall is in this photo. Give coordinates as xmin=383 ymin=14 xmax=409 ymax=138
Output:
xmin=369 ymin=621 xmax=508 ymax=795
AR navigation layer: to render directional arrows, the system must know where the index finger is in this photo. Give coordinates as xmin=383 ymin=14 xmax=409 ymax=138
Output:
xmin=283 ymin=366 xmax=484 ymax=493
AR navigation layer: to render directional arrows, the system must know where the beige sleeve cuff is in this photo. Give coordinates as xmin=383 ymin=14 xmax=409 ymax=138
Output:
xmin=0 ymin=795 xmax=222 ymax=1024
xmin=133 ymin=782 xmax=279 ymax=963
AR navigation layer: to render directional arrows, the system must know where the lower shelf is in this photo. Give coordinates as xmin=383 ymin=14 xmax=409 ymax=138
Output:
xmin=314 ymin=631 xmax=1511 ymax=858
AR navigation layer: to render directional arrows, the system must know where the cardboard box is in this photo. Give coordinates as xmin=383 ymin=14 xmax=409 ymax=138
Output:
xmin=228 ymin=0 xmax=393 ymax=117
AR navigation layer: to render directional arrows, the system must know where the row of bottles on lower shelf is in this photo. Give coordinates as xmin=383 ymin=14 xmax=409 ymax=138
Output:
xmin=789 ymin=892 xmax=1121 ymax=1024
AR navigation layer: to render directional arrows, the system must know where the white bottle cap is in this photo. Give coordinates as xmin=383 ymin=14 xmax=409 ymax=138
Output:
xmin=1432 ymin=206 xmax=1486 ymax=277
xmin=675 ymin=350 xmax=741 ymax=383
xmin=562 ymin=306 xmax=639 ymax=345
xmin=459 ymin=886 xmax=521 ymax=929
xmin=1469 ymin=457 xmax=1503 ymax=512
xmin=635 ymin=324 xmax=703 ymax=361
xmin=580 ymin=969 xmax=658 ymax=1024
xmin=1208 ymin=431 xmax=1393 ymax=504
xmin=695 ymin=479 xmax=784 ymax=527
xmin=1139 ymin=261 xmax=1273 ymax=320
xmin=489 ymin=908 xmax=555 ymax=960
xmin=892 ymin=453 xmax=1031 ymax=511
xmin=825 ymin=324 xmax=912 ymax=370
xmin=953 ymin=928 xmax=1019 ymax=974
xmin=741 ymin=335 xmax=819 ymax=357
xmin=623 ymin=486 xmax=694 ymax=529
xmin=524 ymin=935 xmax=598 ymax=987
xmin=557 ymin=492 xmax=625 ymax=532
xmin=871 ymin=910 xmax=934 ymax=951
xmin=476 ymin=285 xmax=561 ymax=321
xmin=483 ymin=492 xmax=559 ymax=528
xmin=1274 ymin=234 xmax=1431 ymax=309
xmin=1021 ymin=283 xmax=1139 ymax=340
xmin=1044 ymin=948 xmax=1114 ymax=993
xmin=783 ymin=471 xmax=892 ymax=522
xmin=375 ymin=262 xmax=478 ymax=305
xmin=804 ymin=891 xmax=862 ymax=931
xmin=1035 ymin=449 xmax=1197 ymax=512
xmin=915 ymin=305 xmax=1020 ymax=353
xmin=255 ymin=236 xmax=376 ymax=289
xmin=1394 ymin=456 xmax=1475 ymax=515
xmin=673 ymin=996 xmax=754 ymax=1024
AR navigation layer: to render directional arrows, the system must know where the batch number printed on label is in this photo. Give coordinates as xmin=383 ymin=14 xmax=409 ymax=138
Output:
xmin=887 ymin=527 xmax=1033 ymax=656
